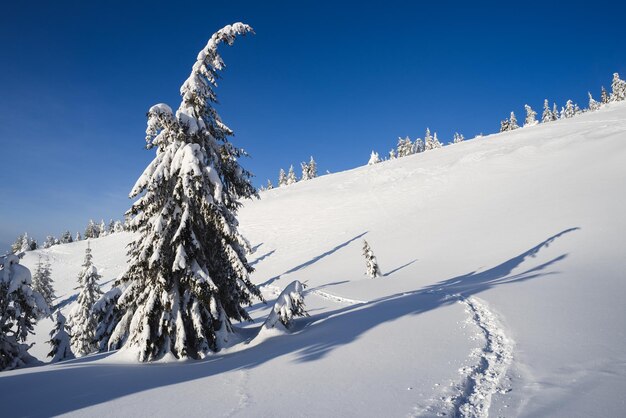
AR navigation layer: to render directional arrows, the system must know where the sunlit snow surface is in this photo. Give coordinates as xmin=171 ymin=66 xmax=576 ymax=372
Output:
xmin=2 ymin=102 xmax=626 ymax=417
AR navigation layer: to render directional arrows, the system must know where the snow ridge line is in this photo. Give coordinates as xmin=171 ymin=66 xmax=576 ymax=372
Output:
xmin=452 ymin=295 xmax=514 ymax=418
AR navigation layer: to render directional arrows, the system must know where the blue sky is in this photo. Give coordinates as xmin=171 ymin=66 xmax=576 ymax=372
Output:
xmin=1 ymin=0 xmax=625 ymax=251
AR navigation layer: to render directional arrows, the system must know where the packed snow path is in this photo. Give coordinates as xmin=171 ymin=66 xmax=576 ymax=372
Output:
xmin=455 ymin=296 xmax=514 ymax=418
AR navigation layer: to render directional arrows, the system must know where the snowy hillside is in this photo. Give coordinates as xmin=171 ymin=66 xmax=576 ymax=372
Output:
xmin=2 ymin=102 xmax=626 ymax=417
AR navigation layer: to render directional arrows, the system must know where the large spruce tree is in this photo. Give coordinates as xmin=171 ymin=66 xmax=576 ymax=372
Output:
xmin=103 ymin=23 xmax=261 ymax=361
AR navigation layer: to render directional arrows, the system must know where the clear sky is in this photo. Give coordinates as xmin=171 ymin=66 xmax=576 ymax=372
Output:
xmin=1 ymin=0 xmax=625 ymax=251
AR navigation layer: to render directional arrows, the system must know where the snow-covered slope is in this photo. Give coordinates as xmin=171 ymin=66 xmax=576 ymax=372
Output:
xmin=2 ymin=102 xmax=626 ymax=417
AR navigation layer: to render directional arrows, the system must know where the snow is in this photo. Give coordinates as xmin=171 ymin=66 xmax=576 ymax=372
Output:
xmin=1 ymin=103 xmax=626 ymax=416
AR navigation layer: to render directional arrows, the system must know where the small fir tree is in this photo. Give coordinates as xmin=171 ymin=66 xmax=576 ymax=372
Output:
xmin=32 ymin=256 xmax=55 ymax=308
xmin=60 ymin=230 xmax=73 ymax=244
xmin=300 ymin=161 xmax=311 ymax=181
xmin=84 ymin=220 xmax=99 ymax=239
xmin=509 ymin=112 xmax=519 ymax=130
xmin=453 ymin=132 xmax=465 ymax=143
xmin=413 ymin=138 xmax=424 ymax=153
xmin=98 ymin=220 xmax=107 ymax=237
xmin=43 ymin=235 xmax=57 ymax=249
xmin=564 ymin=100 xmax=575 ymax=118
xmin=278 ymin=168 xmax=287 ymax=187
xmin=552 ymin=103 xmax=559 ymax=120
xmin=287 ymin=165 xmax=297 ymax=185
xmin=396 ymin=136 xmax=413 ymax=157
xmin=0 ymin=254 xmax=49 ymax=370
xmin=541 ymin=99 xmax=552 ymax=123
xmin=588 ymin=92 xmax=600 ymax=111
xmin=368 ymin=151 xmax=381 ymax=165
xmin=70 ymin=245 xmax=102 ymax=356
xmin=600 ymin=86 xmax=610 ymax=104
xmin=266 ymin=179 xmax=274 ymax=190
xmin=500 ymin=119 xmax=510 ymax=133
xmin=47 ymin=311 xmax=74 ymax=362
xmin=363 ymin=240 xmax=382 ymax=278
xmin=524 ymin=104 xmax=538 ymax=127
xmin=611 ymin=72 xmax=626 ymax=102
xmin=308 ymin=156 xmax=317 ymax=178
xmin=388 ymin=149 xmax=397 ymax=160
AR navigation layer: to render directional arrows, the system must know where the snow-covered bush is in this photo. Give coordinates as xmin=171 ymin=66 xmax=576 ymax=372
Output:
xmin=368 ymin=151 xmax=381 ymax=165
xmin=262 ymin=281 xmax=308 ymax=331
xmin=0 ymin=254 xmax=48 ymax=370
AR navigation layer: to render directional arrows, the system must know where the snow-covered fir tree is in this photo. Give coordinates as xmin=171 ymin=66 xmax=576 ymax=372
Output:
xmin=541 ymin=99 xmax=552 ymax=123
xmin=611 ymin=72 xmax=626 ymax=102
xmin=300 ymin=161 xmax=311 ymax=181
xmin=266 ymin=179 xmax=274 ymax=190
xmin=99 ymin=23 xmax=262 ymax=362
xmin=509 ymin=112 xmax=519 ymax=130
xmin=500 ymin=118 xmax=510 ymax=133
xmin=75 ymin=231 xmax=82 ymax=241
xmin=43 ymin=235 xmax=57 ymax=249
xmin=113 ymin=221 xmax=125 ymax=233
xmin=84 ymin=220 xmax=99 ymax=239
xmin=564 ymin=100 xmax=575 ymax=118
xmin=388 ymin=149 xmax=396 ymax=159
xmin=363 ymin=240 xmax=382 ymax=278
xmin=0 ymin=254 xmax=49 ymax=370
xmin=47 ymin=311 xmax=74 ymax=363
xmin=308 ymin=156 xmax=317 ymax=178
xmin=432 ymin=132 xmax=443 ymax=148
xmin=278 ymin=168 xmax=287 ymax=187
xmin=98 ymin=220 xmax=108 ymax=237
xmin=552 ymin=103 xmax=559 ymax=120
xmin=453 ymin=132 xmax=464 ymax=143
xmin=413 ymin=137 xmax=424 ymax=153
xmin=600 ymin=86 xmax=610 ymax=104
xmin=32 ymin=256 xmax=55 ymax=308
xmin=108 ymin=219 xmax=116 ymax=235
xmin=396 ymin=136 xmax=413 ymax=157
xmin=60 ymin=230 xmax=73 ymax=244
xmin=424 ymin=128 xmax=442 ymax=150
xmin=574 ymin=103 xmax=582 ymax=115
xmin=368 ymin=151 xmax=381 ymax=165
xmin=10 ymin=235 xmax=23 ymax=253
xmin=13 ymin=233 xmax=37 ymax=253
xmin=70 ymin=245 xmax=102 ymax=356
xmin=524 ymin=104 xmax=538 ymax=127
xmin=287 ymin=164 xmax=297 ymax=185
xmin=588 ymin=92 xmax=600 ymax=112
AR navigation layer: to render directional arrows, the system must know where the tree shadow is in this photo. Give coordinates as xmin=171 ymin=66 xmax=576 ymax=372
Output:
xmin=0 ymin=228 xmax=578 ymax=417
xmin=249 ymin=249 xmax=276 ymax=267
xmin=383 ymin=259 xmax=418 ymax=277
xmin=258 ymin=231 xmax=368 ymax=287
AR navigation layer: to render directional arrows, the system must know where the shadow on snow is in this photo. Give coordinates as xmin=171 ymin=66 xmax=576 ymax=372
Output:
xmin=0 ymin=228 xmax=578 ymax=416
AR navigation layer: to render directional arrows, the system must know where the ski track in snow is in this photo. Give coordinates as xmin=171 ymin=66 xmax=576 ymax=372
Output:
xmin=261 ymin=283 xmax=367 ymax=305
xmin=307 ymin=288 xmax=367 ymax=305
xmin=449 ymin=295 xmax=514 ymax=418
